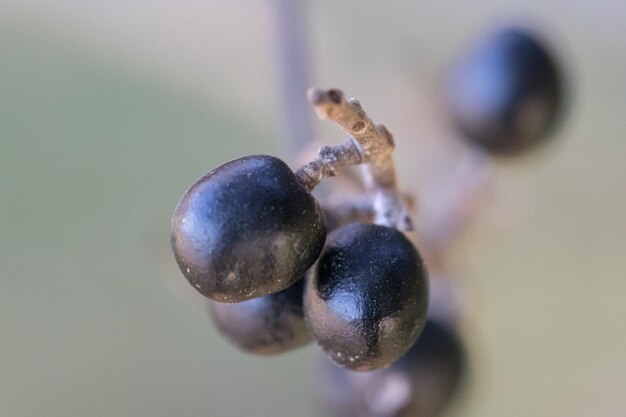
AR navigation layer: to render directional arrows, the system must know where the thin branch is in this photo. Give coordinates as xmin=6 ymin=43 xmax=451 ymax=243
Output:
xmin=296 ymin=87 xmax=413 ymax=231
xmin=273 ymin=0 xmax=315 ymax=156
xmin=295 ymin=138 xmax=363 ymax=191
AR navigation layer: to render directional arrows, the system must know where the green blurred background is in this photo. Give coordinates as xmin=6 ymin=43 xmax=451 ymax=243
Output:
xmin=1 ymin=1 xmax=625 ymax=416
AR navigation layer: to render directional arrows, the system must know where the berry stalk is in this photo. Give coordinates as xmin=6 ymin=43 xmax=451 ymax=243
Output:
xmin=296 ymin=87 xmax=413 ymax=231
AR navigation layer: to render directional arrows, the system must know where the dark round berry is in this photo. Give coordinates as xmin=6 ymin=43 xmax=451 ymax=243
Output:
xmin=315 ymin=318 xmax=466 ymax=417
xmin=444 ymin=27 xmax=563 ymax=155
xmin=393 ymin=319 xmax=466 ymax=416
xmin=209 ymin=278 xmax=310 ymax=355
xmin=171 ymin=155 xmax=326 ymax=302
xmin=305 ymin=223 xmax=428 ymax=371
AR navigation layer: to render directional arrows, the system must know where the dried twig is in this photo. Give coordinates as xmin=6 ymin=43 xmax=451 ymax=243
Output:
xmin=296 ymin=87 xmax=412 ymax=231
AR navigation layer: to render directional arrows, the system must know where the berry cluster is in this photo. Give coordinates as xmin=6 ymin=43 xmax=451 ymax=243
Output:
xmin=171 ymin=87 xmax=429 ymax=371
xmin=312 ymin=26 xmax=563 ymax=417
xmin=169 ymin=23 xmax=563 ymax=417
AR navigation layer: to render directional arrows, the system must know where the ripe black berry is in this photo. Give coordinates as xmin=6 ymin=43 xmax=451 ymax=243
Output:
xmin=209 ymin=278 xmax=310 ymax=355
xmin=444 ymin=27 xmax=562 ymax=154
xmin=171 ymin=155 xmax=326 ymax=302
xmin=305 ymin=223 xmax=428 ymax=371
xmin=316 ymin=318 xmax=466 ymax=417
xmin=393 ymin=319 xmax=466 ymax=416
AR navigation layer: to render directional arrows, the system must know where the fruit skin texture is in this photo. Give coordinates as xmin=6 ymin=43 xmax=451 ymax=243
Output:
xmin=444 ymin=27 xmax=562 ymax=155
xmin=305 ymin=223 xmax=428 ymax=371
xmin=209 ymin=278 xmax=310 ymax=355
xmin=316 ymin=318 xmax=466 ymax=417
xmin=171 ymin=155 xmax=326 ymax=303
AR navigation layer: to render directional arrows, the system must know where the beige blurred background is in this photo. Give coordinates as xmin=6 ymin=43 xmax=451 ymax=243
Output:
xmin=1 ymin=1 xmax=625 ymax=416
